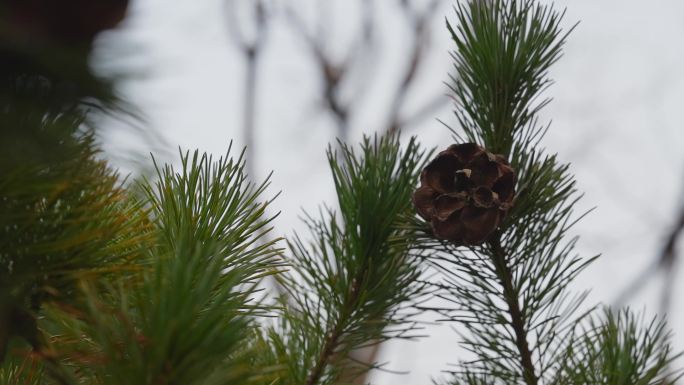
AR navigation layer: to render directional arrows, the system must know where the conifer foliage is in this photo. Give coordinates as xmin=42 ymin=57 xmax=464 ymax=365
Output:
xmin=263 ymin=136 xmax=429 ymax=385
xmin=0 ymin=0 xmax=682 ymax=385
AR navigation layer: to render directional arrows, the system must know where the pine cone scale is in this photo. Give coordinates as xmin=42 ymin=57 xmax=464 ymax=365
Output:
xmin=413 ymin=186 xmax=438 ymax=220
xmin=434 ymin=192 xmax=468 ymax=220
xmin=420 ymin=153 xmax=464 ymax=193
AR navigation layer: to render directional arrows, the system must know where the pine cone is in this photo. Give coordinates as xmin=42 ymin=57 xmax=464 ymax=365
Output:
xmin=413 ymin=143 xmax=516 ymax=245
xmin=6 ymin=0 xmax=129 ymax=45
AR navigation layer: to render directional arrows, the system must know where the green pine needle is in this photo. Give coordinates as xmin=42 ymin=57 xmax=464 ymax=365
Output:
xmin=267 ymin=135 xmax=430 ymax=385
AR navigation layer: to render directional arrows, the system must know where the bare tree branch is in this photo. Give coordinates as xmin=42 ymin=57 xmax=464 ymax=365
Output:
xmin=226 ymin=0 xmax=268 ymax=178
xmin=615 ymin=175 xmax=684 ymax=315
xmin=284 ymin=4 xmax=354 ymax=142
xmin=386 ymin=0 xmax=443 ymax=135
xmin=659 ymin=203 xmax=684 ymax=315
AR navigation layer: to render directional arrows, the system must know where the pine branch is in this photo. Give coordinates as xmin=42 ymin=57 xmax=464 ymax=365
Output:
xmin=422 ymin=1 xmax=682 ymax=384
xmin=419 ymin=1 xmax=589 ymax=383
xmin=0 ymin=111 xmax=152 ymax=370
xmin=33 ymin=147 xmax=283 ymax=385
xmin=554 ymin=308 xmax=682 ymax=384
xmin=305 ymin=276 xmax=363 ymax=385
xmin=267 ymin=135 xmax=430 ymax=385
xmin=490 ymin=236 xmax=537 ymax=385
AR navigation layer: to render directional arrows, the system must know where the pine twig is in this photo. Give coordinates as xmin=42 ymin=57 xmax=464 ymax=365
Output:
xmin=305 ymin=277 xmax=364 ymax=385
xmin=292 ymin=137 xmax=426 ymax=385
xmin=490 ymin=236 xmax=538 ymax=385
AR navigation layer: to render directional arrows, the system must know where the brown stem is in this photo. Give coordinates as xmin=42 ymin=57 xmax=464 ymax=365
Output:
xmin=490 ymin=236 xmax=538 ymax=385
xmin=306 ymin=324 xmax=344 ymax=385
xmin=305 ymin=278 xmax=363 ymax=385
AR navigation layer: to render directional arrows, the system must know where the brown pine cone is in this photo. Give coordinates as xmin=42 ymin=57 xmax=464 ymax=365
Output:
xmin=413 ymin=143 xmax=516 ymax=245
xmin=6 ymin=0 xmax=129 ymax=45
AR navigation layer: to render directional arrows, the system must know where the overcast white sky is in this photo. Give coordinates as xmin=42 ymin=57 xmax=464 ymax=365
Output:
xmin=95 ymin=0 xmax=684 ymax=383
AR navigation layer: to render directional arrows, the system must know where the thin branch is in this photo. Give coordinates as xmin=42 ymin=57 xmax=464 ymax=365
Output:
xmin=284 ymin=5 xmax=351 ymax=142
xmin=305 ymin=275 xmax=364 ymax=385
xmin=659 ymin=204 xmax=684 ymax=316
xmin=226 ymin=0 xmax=268 ymax=178
xmin=614 ymin=182 xmax=684 ymax=309
xmin=490 ymin=236 xmax=538 ymax=385
xmin=386 ymin=0 xmax=443 ymax=135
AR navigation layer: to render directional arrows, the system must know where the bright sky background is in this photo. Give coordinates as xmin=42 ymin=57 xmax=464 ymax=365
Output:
xmin=95 ymin=0 xmax=684 ymax=383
